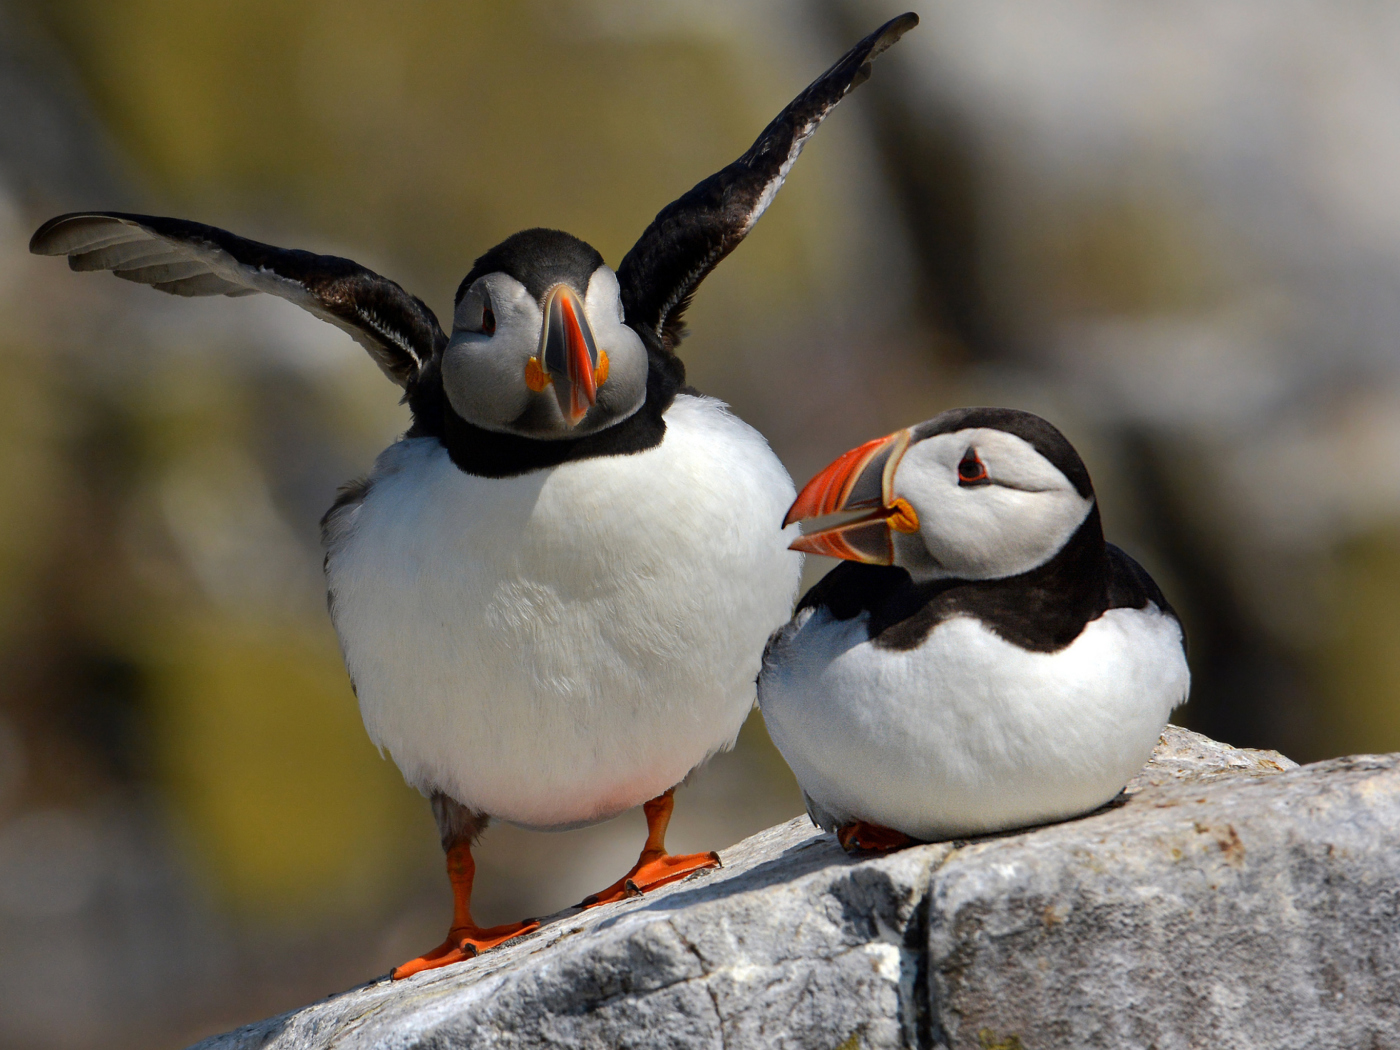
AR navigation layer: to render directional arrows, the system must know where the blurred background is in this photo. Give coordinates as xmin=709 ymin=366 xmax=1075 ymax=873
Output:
xmin=2 ymin=0 xmax=1399 ymax=1046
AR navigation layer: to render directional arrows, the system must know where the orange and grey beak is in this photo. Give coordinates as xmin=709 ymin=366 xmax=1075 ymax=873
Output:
xmin=784 ymin=429 xmax=919 ymax=563
xmin=540 ymin=284 xmax=600 ymax=425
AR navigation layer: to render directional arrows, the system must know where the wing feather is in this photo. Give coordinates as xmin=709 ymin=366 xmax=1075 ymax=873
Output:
xmin=617 ymin=13 xmax=917 ymax=353
xmin=113 ymin=259 xmax=217 ymax=284
xmin=31 ymin=211 xmax=444 ymax=386
xmin=70 ymin=242 xmax=189 ymax=271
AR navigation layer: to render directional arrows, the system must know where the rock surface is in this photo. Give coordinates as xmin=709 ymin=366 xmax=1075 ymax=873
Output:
xmin=191 ymin=727 xmax=1400 ymax=1050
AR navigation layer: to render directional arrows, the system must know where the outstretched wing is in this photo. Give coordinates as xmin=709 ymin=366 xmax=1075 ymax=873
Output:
xmin=30 ymin=212 xmax=444 ymax=386
xmin=616 ymin=13 xmax=917 ymax=353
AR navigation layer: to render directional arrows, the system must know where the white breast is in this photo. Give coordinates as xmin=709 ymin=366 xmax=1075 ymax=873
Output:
xmin=759 ymin=605 xmax=1189 ymax=840
xmin=324 ymin=394 xmax=802 ymax=829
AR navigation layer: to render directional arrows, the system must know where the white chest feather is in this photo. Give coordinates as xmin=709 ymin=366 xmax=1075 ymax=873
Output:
xmin=759 ymin=605 xmax=1189 ymax=839
xmin=325 ymin=395 xmax=802 ymax=828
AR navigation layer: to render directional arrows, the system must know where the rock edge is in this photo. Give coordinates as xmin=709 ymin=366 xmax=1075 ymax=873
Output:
xmin=190 ymin=726 xmax=1400 ymax=1050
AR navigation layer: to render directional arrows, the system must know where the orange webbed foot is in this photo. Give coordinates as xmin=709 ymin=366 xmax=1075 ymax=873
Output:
xmin=579 ymin=788 xmax=722 ymax=908
xmin=390 ymin=918 xmax=540 ymax=980
xmin=580 ymin=848 xmax=721 ymax=907
xmin=836 ymin=821 xmax=915 ymax=855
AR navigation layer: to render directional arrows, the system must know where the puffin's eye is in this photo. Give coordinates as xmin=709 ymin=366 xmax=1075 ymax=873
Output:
xmin=481 ymin=305 xmax=496 ymax=335
xmin=957 ymin=448 xmax=989 ymax=486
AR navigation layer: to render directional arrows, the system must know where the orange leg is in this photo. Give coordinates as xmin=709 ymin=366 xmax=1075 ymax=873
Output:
xmin=391 ymin=841 xmax=539 ymax=980
xmin=580 ymin=789 xmax=721 ymax=907
xmin=836 ymin=820 xmax=915 ymax=855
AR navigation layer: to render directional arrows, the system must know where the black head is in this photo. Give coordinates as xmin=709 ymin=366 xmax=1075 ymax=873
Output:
xmin=440 ymin=228 xmax=649 ymax=440
xmin=454 ymin=228 xmax=604 ymax=307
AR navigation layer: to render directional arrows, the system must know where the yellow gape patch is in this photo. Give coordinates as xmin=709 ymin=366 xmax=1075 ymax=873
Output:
xmin=524 ymin=356 xmax=551 ymax=392
xmin=596 ymin=349 xmax=610 ymax=386
xmin=887 ymin=497 xmax=920 ymax=533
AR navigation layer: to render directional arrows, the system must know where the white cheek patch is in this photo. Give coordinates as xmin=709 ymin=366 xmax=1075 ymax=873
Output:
xmin=893 ymin=430 xmax=1095 ymax=581
xmin=452 ymin=273 xmax=533 ymax=335
xmin=585 ymin=264 xmax=627 ymax=325
xmin=583 ymin=266 xmax=648 ymax=422
xmin=453 ymin=283 xmax=489 ymax=332
xmin=975 ymin=430 xmax=1076 ymax=493
xmin=924 ymin=487 xmax=1093 ymax=579
xmin=442 ymin=278 xmax=544 ymax=429
xmin=441 ymin=267 xmax=647 ymax=436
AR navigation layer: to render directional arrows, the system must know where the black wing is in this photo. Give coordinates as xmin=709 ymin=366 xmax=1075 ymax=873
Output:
xmin=616 ymin=13 xmax=917 ymax=353
xmin=30 ymin=212 xmax=444 ymax=387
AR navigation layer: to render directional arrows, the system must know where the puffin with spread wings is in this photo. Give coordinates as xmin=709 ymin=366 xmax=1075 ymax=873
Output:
xmin=31 ymin=14 xmax=918 ymax=977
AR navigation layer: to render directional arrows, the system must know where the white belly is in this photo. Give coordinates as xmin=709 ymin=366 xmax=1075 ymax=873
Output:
xmin=324 ymin=395 xmax=801 ymax=828
xmin=759 ymin=605 xmax=1189 ymax=840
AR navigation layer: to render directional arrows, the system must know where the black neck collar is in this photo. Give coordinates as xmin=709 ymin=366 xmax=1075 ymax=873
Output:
xmin=800 ymin=505 xmax=1115 ymax=653
xmin=404 ymin=342 xmax=686 ymax=479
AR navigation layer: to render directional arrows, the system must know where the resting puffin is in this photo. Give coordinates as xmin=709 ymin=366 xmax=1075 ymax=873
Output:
xmin=759 ymin=407 xmax=1190 ymax=852
xmin=31 ymin=14 xmax=919 ymax=975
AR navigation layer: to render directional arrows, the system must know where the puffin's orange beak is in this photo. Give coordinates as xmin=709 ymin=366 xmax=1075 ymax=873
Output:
xmin=785 ymin=429 xmax=918 ymax=564
xmin=540 ymin=284 xmax=600 ymax=425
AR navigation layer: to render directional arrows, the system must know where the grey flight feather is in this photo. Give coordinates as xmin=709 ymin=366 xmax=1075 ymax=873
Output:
xmin=30 ymin=211 xmax=445 ymax=387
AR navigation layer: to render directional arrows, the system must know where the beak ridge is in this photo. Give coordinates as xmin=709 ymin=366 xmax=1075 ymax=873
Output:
xmin=784 ymin=428 xmax=914 ymax=564
xmin=541 ymin=284 xmax=600 ymax=425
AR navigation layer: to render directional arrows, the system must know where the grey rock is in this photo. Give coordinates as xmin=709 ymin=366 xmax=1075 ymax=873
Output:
xmin=190 ymin=727 xmax=1400 ymax=1050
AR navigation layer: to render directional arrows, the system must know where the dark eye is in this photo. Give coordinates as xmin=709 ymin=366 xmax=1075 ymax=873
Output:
xmin=958 ymin=448 xmax=989 ymax=486
xmin=481 ymin=304 xmax=496 ymax=335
